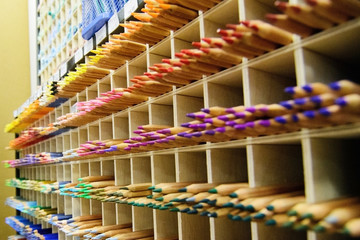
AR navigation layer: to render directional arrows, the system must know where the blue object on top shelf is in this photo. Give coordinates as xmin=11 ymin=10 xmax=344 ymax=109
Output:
xmin=82 ymin=0 xmax=127 ymax=40
xmin=47 ymin=97 xmax=68 ymax=108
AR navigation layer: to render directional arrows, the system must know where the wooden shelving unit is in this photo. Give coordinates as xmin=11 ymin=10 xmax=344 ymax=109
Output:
xmin=9 ymin=0 xmax=360 ymax=239
xmin=37 ymin=0 xmax=83 ymax=83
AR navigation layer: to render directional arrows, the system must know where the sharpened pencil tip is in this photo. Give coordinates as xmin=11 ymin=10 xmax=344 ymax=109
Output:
xmin=187 ymin=209 xmax=198 ymax=214
xmin=294 ymin=224 xmax=309 ymax=231
xmin=200 ymin=211 xmax=210 ymax=216
xmin=284 ymin=86 xmax=295 ymax=94
xmin=222 ymin=202 xmax=234 ymax=208
xmin=201 ymin=108 xmax=210 ymax=113
xmin=193 ymin=203 xmax=203 ymax=209
xmin=229 ymin=193 xmax=238 ymax=198
xmin=153 ymin=188 xmax=162 ymax=192
xmin=242 ymin=216 xmax=252 ymax=222
xmin=186 ymin=197 xmax=195 ymax=202
xmin=266 ymin=205 xmax=274 ymax=211
xmin=265 ymin=219 xmax=276 ymax=226
xmin=232 ymin=215 xmax=242 ymax=221
xmin=287 ymin=210 xmax=297 ymax=216
xmin=340 ymin=228 xmax=350 ymax=235
xmin=178 ymin=188 xmax=187 ymax=192
xmin=234 ymin=204 xmax=245 ymax=210
xmin=301 ymin=213 xmax=313 ymax=219
xmin=245 ymin=205 xmax=255 ymax=212
xmin=180 ymin=208 xmax=190 ymax=213
xmin=170 ymin=208 xmax=179 ymax=212
xmin=209 ymin=212 xmax=217 ymax=218
xmin=208 ymin=188 xmax=217 ymax=193
xmin=254 ymin=213 xmax=266 ymax=219
xmin=313 ymin=225 xmax=326 ymax=233
xmin=324 ymin=216 xmax=338 ymax=225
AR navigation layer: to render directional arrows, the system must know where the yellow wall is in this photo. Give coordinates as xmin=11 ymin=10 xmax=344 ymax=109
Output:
xmin=0 ymin=0 xmax=30 ymax=237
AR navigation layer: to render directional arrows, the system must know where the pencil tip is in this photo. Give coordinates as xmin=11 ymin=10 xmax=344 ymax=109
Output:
xmin=284 ymin=86 xmax=295 ymax=95
xmin=244 ymin=205 xmax=255 ymax=212
xmin=153 ymin=188 xmax=162 ymax=193
xmin=287 ymin=210 xmax=297 ymax=216
xmin=229 ymin=193 xmax=238 ymax=198
xmin=209 ymin=212 xmax=217 ymax=218
xmin=301 ymin=213 xmax=313 ymax=220
xmin=187 ymin=209 xmax=198 ymax=214
xmin=253 ymin=213 xmax=266 ymax=219
xmin=266 ymin=205 xmax=274 ymax=211
xmin=324 ymin=216 xmax=337 ymax=225
xmin=180 ymin=208 xmax=190 ymax=213
xmin=234 ymin=204 xmax=245 ymax=210
xmin=159 ymin=206 xmax=169 ymax=210
xmin=201 ymin=108 xmax=210 ymax=113
xmin=242 ymin=216 xmax=252 ymax=222
xmin=200 ymin=211 xmax=210 ymax=216
xmin=178 ymin=188 xmax=187 ymax=192
xmin=222 ymin=202 xmax=234 ymax=208
xmin=294 ymin=225 xmax=309 ymax=231
xmin=313 ymin=225 xmax=325 ymax=233
xmin=329 ymin=81 xmax=340 ymax=90
xmin=186 ymin=197 xmax=195 ymax=202
xmin=232 ymin=215 xmax=242 ymax=221
xmin=265 ymin=219 xmax=276 ymax=226
xmin=282 ymin=221 xmax=294 ymax=228
xmin=193 ymin=203 xmax=203 ymax=209
xmin=155 ymin=197 xmax=164 ymax=201
xmin=340 ymin=228 xmax=350 ymax=235
xmin=170 ymin=208 xmax=179 ymax=212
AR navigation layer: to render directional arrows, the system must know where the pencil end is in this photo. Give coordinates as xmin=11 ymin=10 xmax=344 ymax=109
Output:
xmin=242 ymin=216 xmax=252 ymax=222
xmin=266 ymin=205 xmax=274 ymax=211
xmin=265 ymin=219 xmax=276 ymax=226
xmin=287 ymin=210 xmax=297 ymax=216
xmin=244 ymin=205 xmax=255 ymax=212
xmin=153 ymin=188 xmax=162 ymax=193
xmin=324 ymin=216 xmax=337 ymax=225
xmin=155 ymin=197 xmax=164 ymax=201
xmin=282 ymin=221 xmax=294 ymax=228
xmin=234 ymin=204 xmax=245 ymax=210
xmin=229 ymin=193 xmax=238 ymax=198
xmin=340 ymin=228 xmax=350 ymax=235
xmin=209 ymin=212 xmax=217 ymax=218
xmin=294 ymin=224 xmax=309 ymax=231
xmin=232 ymin=215 xmax=242 ymax=221
xmin=301 ymin=213 xmax=313 ymax=220
xmin=180 ymin=208 xmax=190 ymax=213
xmin=200 ymin=211 xmax=210 ymax=216
xmin=222 ymin=202 xmax=234 ymax=208
xmin=193 ymin=203 xmax=204 ymax=209
xmin=313 ymin=225 xmax=325 ymax=233
xmin=187 ymin=209 xmax=198 ymax=214
xmin=253 ymin=213 xmax=266 ymax=220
